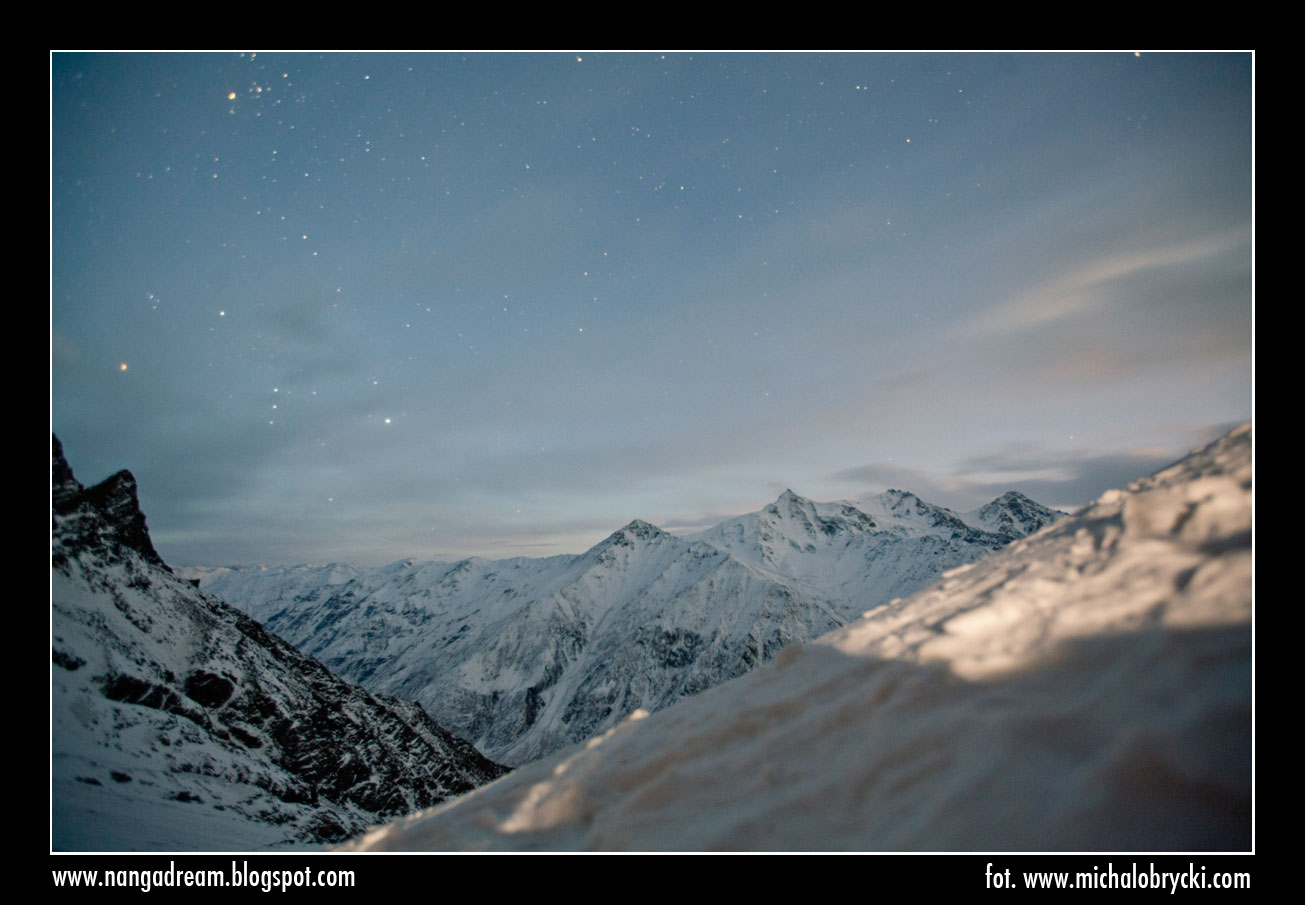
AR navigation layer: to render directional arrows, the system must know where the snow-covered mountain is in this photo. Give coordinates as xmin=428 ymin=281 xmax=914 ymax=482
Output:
xmin=691 ymin=487 xmax=1062 ymax=613
xmin=51 ymin=437 xmax=506 ymax=851
xmin=203 ymin=520 xmax=847 ymax=766
xmin=203 ymin=488 xmax=1061 ymax=766
xmin=345 ymin=423 xmax=1252 ymax=852
xmin=960 ymin=489 xmax=1065 ymax=541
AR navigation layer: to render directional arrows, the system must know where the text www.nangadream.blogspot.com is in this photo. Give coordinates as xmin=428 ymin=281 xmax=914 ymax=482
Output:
xmin=51 ymin=860 xmax=355 ymax=893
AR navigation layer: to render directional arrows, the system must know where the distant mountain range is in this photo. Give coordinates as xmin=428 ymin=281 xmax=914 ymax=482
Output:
xmin=51 ymin=437 xmax=505 ymax=851
xmin=200 ymin=486 xmax=1063 ymax=765
xmin=344 ymin=424 xmax=1252 ymax=852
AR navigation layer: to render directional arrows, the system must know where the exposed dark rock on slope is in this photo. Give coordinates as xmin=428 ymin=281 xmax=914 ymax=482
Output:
xmin=51 ymin=436 xmax=505 ymax=851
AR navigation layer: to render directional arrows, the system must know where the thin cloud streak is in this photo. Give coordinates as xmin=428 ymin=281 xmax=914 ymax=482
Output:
xmin=960 ymin=225 xmax=1251 ymax=338
xmin=832 ymin=442 xmax=1199 ymax=514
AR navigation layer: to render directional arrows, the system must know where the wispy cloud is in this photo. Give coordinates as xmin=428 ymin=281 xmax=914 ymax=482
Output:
xmin=959 ymin=226 xmax=1251 ymax=338
xmin=832 ymin=440 xmax=1201 ymax=513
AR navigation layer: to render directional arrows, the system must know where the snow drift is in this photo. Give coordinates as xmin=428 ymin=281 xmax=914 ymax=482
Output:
xmin=344 ymin=424 xmax=1252 ymax=851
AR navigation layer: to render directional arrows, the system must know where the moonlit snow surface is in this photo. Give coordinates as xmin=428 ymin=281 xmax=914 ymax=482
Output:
xmin=343 ymin=424 xmax=1251 ymax=852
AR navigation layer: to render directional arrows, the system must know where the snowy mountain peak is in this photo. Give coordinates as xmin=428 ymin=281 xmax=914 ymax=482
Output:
xmin=52 ymin=436 xmax=168 ymax=571
xmin=52 ymin=435 xmax=82 ymax=512
xmin=84 ymin=470 xmax=167 ymax=567
xmin=857 ymin=488 xmax=977 ymax=538
xmin=754 ymin=488 xmax=882 ymax=543
xmin=964 ymin=491 xmax=1066 ymax=542
xmin=604 ymin=518 xmax=673 ymax=546
xmin=774 ymin=488 xmax=804 ymax=506
xmin=765 ymin=488 xmax=823 ymax=521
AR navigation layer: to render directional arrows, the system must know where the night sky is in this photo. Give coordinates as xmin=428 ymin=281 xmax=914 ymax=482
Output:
xmin=51 ymin=52 xmax=1252 ymax=566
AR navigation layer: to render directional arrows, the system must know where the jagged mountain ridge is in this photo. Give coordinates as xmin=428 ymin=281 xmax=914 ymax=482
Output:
xmin=51 ymin=437 xmax=506 ymax=851
xmin=689 ymin=487 xmax=1063 ymax=612
xmin=345 ymin=424 xmax=1251 ymax=852
xmin=203 ymin=486 xmax=1062 ymax=766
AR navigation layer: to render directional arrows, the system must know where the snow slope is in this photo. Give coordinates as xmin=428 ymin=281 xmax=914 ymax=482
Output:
xmin=344 ymin=424 xmax=1251 ymax=852
xmin=51 ymin=438 xmax=505 ymax=851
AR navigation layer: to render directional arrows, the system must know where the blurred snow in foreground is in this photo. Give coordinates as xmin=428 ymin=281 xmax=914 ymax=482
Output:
xmin=344 ymin=424 xmax=1251 ymax=852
